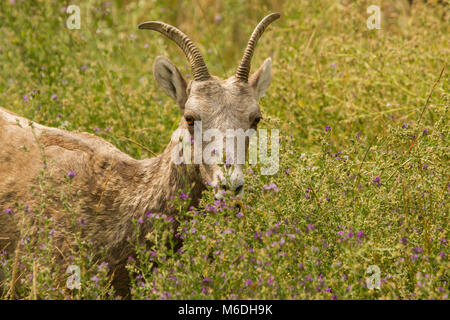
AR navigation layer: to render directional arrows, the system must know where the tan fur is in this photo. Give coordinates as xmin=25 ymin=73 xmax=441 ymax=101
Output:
xmin=0 ymin=56 xmax=272 ymax=297
xmin=0 ymin=106 xmax=203 ymax=295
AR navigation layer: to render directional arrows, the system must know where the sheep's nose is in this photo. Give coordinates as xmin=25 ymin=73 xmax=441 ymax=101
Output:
xmin=234 ymin=184 xmax=243 ymax=195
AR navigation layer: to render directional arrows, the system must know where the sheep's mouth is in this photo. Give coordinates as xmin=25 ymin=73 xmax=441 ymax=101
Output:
xmin=232 ymin=199 xmax=243 ymax=212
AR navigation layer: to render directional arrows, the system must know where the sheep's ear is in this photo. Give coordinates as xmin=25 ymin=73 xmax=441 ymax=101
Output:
xmin=153 ymin=56 xmax=187 ymax=109
xmin=249 ymin=57 xmax=272 ymax=99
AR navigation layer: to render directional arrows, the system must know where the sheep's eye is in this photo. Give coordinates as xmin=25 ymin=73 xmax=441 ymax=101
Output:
xmin=185 ymin=116 xmax=195 ymax=126
xmin=252 ymin=116 xmax=261 ymax=128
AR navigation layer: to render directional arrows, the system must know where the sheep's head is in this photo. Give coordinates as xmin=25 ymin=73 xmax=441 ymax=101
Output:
xmin=139 ymin=13 xmax=280 ymax=199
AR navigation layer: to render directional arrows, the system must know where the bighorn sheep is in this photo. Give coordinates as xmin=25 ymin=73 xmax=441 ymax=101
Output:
xmin=0 ymin=13 xmax=280 ymax=297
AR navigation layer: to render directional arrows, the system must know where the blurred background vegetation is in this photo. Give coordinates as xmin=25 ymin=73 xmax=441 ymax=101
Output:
xmin=0 ymin=0 xmax=447 ymax=158
xmin=0 ymin=0 xmax=448 ymax=299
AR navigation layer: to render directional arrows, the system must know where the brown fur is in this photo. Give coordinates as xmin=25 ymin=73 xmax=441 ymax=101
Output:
xmin=0 ymin=107 xmax=203 ymax=297
xmin=0 ymin=55 xmax=273 ymax=298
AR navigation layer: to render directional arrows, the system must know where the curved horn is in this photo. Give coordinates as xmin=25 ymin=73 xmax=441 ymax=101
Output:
xmin=235 ymin=13 xmax=280 ymax=82
xmin=138 ymin=21 xmax=210 ymax=82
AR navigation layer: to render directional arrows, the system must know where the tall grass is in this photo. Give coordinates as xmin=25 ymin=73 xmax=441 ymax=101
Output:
xmin=0 ymin=0 xmax=448 ymax=299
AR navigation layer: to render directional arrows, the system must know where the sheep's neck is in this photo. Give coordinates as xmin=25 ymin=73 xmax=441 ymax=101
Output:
xmin=103 ymin=140 xmax=203 ymax=263
xmin=120 ymin=140 xmax=203 ymax=223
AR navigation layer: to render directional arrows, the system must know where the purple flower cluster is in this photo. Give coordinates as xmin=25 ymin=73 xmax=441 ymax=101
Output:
xmin=67 ymin=170 xmax=76 ymax=179
xmin=263 ymin=183 xmax=279 ymax=193
xmin=205 ymin=204 xmax=218 ymax=213
xmin=372 ymin=176 xmax=381 ymax=186
xmin=180 ymin=192 xmax=189 ymax=201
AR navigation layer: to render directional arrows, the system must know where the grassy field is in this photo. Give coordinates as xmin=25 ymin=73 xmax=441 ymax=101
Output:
xmin=0 ymin=0 xmax=448 ymax=299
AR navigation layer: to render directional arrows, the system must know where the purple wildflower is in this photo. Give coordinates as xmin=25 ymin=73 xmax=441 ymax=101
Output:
xmin=325 ymin=125 xmax=332 ymax=132
xmin=412 ymin=246 xmax=423 ymax=254
xmin=422 ymin=129 xmax=429 ymax=136
xmin=51 ymin=94 xmax=58 ymax=100
xmin=180 ymin=192 xmax=189 ymax=201
xmin=67 ymin=170 xmax=76 ymax=179
xmin=400 ymin=236 xmax=408 ymax=245
xmin=98 ymin=262 xmax=109 ymax=271
xmin=149 ymin=251 xmax=157 ymax=261
xmin=202 ymin=277 xmax=212 ymax=284
xmin=372 ymin=176 xmax=381 ymax=186
xmin=205 ymin=204 xmax=217 ymax=213
xmin=263 ymin=183 xmax=279 ymax=192
xmin=4 ymin=208 xmax=13 ymax=215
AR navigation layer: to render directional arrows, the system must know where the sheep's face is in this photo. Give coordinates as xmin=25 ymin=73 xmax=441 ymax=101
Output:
xmin=154 ymin=56 xmax=273 ymax=198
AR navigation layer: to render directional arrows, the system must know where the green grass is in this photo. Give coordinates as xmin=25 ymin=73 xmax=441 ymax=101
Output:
xmin=0 ymin=0 xmax=448 ymax=299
